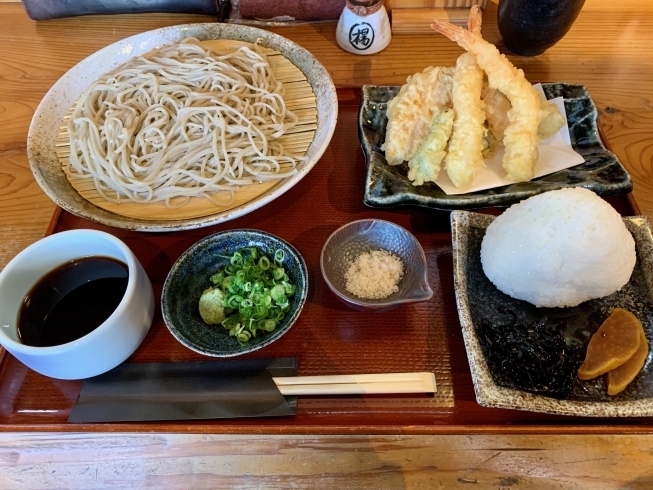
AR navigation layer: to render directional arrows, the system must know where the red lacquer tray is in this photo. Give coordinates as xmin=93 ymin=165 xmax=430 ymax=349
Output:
xmin=1 ymin=90 xmax=650 ymax=435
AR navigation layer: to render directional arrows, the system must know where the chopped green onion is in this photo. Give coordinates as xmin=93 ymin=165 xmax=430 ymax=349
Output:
xmin=259 ymin=319 xmax=276 ymax=332
xmin=204 ymin=247 xmax=296 ymax=344
xmin=270 ymin=284 xmax=285 ymax=302
xmin=282 ymin=282 xmax=296 ymax=296
xmin=258 ymin=256 xmax=270 ymax=270
xmin=230 ymin=251 xmax=243 ymax=266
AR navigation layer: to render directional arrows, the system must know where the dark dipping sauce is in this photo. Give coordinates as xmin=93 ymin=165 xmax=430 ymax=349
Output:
xmin=18 ymin=257 xmax=129 ymax=347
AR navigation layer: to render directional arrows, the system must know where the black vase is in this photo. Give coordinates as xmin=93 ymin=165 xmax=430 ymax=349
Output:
xmin=498 ymin=0 xmax=586 ymax=56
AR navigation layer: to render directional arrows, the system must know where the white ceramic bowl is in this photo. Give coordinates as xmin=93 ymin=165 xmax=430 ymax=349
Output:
xmin=0 ymin=230 xmax=154 ymax=379
xmin=27 ymin=23 xmax=338 ymax=232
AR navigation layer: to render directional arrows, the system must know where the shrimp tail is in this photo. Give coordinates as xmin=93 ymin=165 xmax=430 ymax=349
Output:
xmin=468 ymin=5 xmax=483 ymax=34
xmin=431 ymin=21 xmax=475 ymax=51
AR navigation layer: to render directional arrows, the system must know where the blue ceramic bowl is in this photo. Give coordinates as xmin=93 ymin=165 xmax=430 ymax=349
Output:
xmin=162 ymin=229 xmax=308 ymax=357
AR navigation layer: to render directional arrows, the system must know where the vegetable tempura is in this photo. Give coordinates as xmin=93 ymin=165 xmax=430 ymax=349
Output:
xmin=407 ymin=109 xmax=454 ymax=185
xmin=382 ymin=66 xmax=453 ymax=166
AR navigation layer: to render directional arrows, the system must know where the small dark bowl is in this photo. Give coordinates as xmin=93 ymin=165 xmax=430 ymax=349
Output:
xmin=162 ymin=229 xmax=308 ymax=357
xmin=320 ymin=219 xmax=433 ymax=312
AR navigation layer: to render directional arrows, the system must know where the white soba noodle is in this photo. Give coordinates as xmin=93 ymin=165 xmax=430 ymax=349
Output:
xmin=66 ymin=38 xmax=303 ymax=208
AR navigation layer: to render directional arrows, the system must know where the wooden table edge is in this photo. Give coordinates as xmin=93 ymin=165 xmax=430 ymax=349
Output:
xmin=1 ymin=423 xmax=652 ymax=435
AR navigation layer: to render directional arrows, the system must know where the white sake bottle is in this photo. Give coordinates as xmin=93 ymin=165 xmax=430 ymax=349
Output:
xmin=336 ymin=0 xmax=391 ymax=55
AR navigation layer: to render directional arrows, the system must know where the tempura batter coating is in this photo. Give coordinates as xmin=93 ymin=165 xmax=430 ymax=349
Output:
xmin=483 ymin=87 xmax=565 ymax=141
xmin=482 ymin=86 xmax=512 ymax=141
xmin=432 ymin=19 xmax=542 ymax=182
xmin=382 ymin=67 xmax=444 ymax=165
xmin=443 ymin=6 xmax=487 ymax=187
xmin=534 ymin=90 xmax=566 ymax=139
xmin=445 ymin=53 xmax=486 ymax=187
xmin=433 ymin=66 xmax=455 ymax=108
xmin=407 ymin=109 xmax=454 ymax=185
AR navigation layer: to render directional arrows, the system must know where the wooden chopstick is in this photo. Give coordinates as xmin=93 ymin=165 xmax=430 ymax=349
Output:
xmin=272 ymin=372 xmax=436 ymax=396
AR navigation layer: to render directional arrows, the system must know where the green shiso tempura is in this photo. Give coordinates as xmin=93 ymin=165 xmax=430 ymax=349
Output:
xmin=198 ymin=247 xmax=296 ymax=343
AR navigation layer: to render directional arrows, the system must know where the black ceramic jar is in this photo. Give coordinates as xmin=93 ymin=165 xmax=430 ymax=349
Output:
xmin=498 ymin=0 xmax=586 ymax=56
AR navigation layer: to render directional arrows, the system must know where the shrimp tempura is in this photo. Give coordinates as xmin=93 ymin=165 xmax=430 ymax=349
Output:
xmin=432 ymin=14 xmax=542 ymax=182
xmin=445 ymin=6 xmax=486 ymax=187
xmin=483 ymin=87 xmax=565 ymax=141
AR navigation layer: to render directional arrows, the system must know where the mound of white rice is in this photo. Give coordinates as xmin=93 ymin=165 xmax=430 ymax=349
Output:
xmin=480 ymin=188 xmax=636 ymax=308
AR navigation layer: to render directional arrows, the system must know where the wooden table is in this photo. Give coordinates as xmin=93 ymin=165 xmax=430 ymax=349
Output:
xmin=1 ymin=0 xmax=652 ymax=487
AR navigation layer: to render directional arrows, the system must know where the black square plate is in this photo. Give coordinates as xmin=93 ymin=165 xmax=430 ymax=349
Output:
xmin=451 ymin=211 xmax=653 ymax=416
xmin=360 ymin=83 xmax=632 ymax=210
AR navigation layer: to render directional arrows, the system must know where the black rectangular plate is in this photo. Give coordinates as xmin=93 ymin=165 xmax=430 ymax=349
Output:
xmin=360 ymin=83 xmax=633 ymax=211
